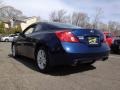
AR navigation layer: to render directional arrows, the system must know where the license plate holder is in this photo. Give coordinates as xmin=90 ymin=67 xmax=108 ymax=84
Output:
xmin=87 ymin=37 xmax=99 ymax=45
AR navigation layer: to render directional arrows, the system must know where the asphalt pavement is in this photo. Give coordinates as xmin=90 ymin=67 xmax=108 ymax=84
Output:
xmin=0 ymin=42 xmax=120 ymax=90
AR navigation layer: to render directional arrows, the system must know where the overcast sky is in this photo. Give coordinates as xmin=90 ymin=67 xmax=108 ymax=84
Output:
xmin=4 ymin=0 xmax=120 ymax=23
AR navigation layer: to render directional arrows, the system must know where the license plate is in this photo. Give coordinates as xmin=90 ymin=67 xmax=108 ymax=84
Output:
xmin=88 ymin=37 xmax=98 ymax=45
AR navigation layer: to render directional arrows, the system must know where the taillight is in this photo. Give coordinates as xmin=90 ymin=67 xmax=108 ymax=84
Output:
xmin=55 ymin=30 xmax=79 ymax=42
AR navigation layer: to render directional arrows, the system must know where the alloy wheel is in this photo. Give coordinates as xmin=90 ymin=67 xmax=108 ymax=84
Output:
xmin=37 ymin=49 xmax=47 ymax=70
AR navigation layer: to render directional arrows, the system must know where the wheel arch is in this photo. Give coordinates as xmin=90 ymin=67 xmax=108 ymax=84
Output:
xmin=34 ymin=42 xmax=50 ymax=58
xmin=5 ymin=38 xmax=9 ymax=41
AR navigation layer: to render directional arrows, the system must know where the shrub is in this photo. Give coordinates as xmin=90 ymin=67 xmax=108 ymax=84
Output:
xmin=0 ymin=22 xmax=5 ymax=34
xmin=4 ymin=24 xmax=22 ymax=35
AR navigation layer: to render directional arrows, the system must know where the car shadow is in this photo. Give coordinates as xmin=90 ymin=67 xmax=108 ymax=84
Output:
xmin=110 ymin=51 xmax=120 ymax=55
xmin=8 ymin=54 xmax=96 ymax=76
xmin=8 ymin=54 xmax=40 ymax=72
xmin=48 ymin=65 xmax=96 ymax=76
xmin=110 ymin=50 xmax=120 ymax=54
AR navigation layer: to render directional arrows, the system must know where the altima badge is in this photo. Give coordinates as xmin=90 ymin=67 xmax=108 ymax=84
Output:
xmin=90 ymin=30 xmax=94 ymax=33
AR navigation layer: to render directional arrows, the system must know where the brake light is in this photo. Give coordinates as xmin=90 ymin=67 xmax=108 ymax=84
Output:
xmin=55 ymin=31 xmax=79 ymax=42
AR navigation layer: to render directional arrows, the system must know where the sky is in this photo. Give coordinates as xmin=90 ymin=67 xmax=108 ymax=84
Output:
xmin=4 ymin=0 xmax=120 ymax=23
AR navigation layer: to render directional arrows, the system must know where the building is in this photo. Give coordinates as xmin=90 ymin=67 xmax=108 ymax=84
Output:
xmin=0 ymin=16 xmax=39 ymax=31
xmin=0 ymin=18 xmax=10 ymax=29
xmin=20 ymin=17 xmax=39 ymax=31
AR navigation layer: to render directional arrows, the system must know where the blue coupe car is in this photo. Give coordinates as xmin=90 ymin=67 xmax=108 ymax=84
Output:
xmin=11 ymin=22 xmax=110 ymax=72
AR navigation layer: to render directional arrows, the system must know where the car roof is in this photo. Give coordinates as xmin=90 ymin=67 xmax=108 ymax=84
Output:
xmin=32 ymin=22 xmax=81 ymax=29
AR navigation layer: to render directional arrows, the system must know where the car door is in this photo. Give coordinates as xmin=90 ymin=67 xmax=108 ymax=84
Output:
xmin=23 ymin=24 xmax=38 ymax=59
xmin=17 ymin=24 xmax=36 ymax=58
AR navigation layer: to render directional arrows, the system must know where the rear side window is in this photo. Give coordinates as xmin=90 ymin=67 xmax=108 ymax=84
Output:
xmin=24 ymin=27 xmax=34 ymax=35
xmin=23 ymin=24 xmax=36 ymax=36
xmin=34 ymin=24 xmax=42 ymax=32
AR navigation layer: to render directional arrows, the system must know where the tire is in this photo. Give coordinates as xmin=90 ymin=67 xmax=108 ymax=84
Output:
xmin=5 ymin=39 xmax=9 ymax=42
xmin=36 ymin=47 xmax=50 ymax=72
xmin=12 ymin=45 xmax=18 ymax=58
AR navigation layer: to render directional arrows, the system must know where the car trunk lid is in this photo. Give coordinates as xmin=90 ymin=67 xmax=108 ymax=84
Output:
xmin=71 ymin=29 xmax=104 ymax=46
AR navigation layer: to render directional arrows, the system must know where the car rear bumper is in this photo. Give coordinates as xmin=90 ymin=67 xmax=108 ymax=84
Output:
xmin=49 ymin=51 xmax=109 ymax=66
xmin=48 ymin=42 xmax=110 ymax=66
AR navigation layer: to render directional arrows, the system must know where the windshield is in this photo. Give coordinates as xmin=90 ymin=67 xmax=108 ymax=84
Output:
xmin=106 ymin=33 xmax=113 ymax=38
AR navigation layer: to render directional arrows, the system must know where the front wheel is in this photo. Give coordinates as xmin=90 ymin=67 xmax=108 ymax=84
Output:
xmin=5 ymin=39 xmax=9 ymax=42
xmin=36 ymin=47 xmax=50 ymax=72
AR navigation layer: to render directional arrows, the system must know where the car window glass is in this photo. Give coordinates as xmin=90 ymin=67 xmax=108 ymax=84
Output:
xmin=9 ymin=35 xmax=14 ymax=37
xmin=106 ymin=33 xmax=112 ymax=38
xmin=34 ymin=24 xmax=42 ymax=32
xmin=9 ymin=35 xmax=12 ymax=37
xmin=24 ymin=27 xmax=34 ymax=35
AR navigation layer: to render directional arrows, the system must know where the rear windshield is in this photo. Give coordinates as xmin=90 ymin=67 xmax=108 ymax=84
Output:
xmin=48 ymin=22 xmax=81 ymax=29
xmin=106 ymin=33 xmax=113 ymax=38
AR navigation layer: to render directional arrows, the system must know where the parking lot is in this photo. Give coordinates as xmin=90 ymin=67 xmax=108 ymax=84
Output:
xmin=0 ymin=42 xmax=120 ymax=90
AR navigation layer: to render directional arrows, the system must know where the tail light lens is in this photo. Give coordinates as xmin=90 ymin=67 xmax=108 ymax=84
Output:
xmin=55 ymin=30 xmax=79 ymax=42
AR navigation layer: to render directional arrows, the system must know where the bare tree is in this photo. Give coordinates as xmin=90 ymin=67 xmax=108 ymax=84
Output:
xmin=0 ymin=0 xmax=4 ymax=8
xmin=71 ymin=12 xmax=89 ymax=28
xmin=0 ymin=6 xmax=23 ymax=27
xmin=97 ymin=22 xmax=108 ymax=31
xmin=49 ymin=9 xmax=67 ymax=22
xmin=0 ymin=6 xmax=23 ymax=19
xmin=49 ymin=11 xmax=56 ymax=21
xmin=92 ymin=8 xmax=103 ymax=29
xmin=108 ymin=21 xmax=120 ymax=35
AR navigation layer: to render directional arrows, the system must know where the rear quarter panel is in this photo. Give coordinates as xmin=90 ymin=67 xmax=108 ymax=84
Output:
xmin=31 ymin=31 xmax=62 ymax=53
